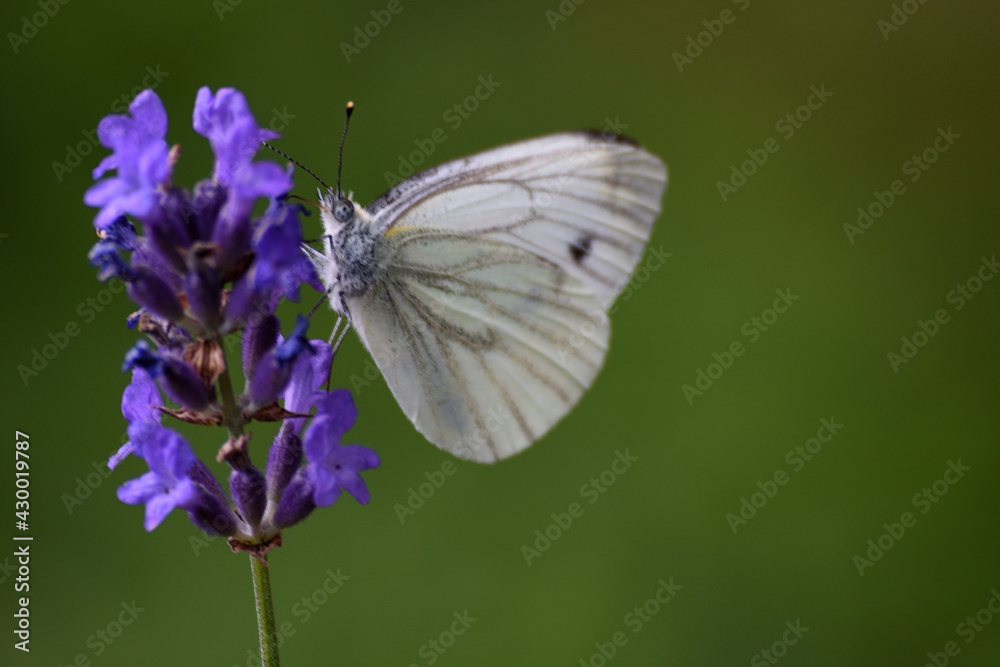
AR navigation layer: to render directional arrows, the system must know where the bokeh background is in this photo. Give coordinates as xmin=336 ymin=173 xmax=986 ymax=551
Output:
xmin=2 ymin=0 xmax=999 ymax=665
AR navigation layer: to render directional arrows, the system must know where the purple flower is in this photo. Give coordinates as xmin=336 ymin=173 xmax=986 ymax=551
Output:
xmin=303 ymin=391 xmax=380 ymax=506
xmin=109 ymin=368 xmax=163 ymax=470
xmin=87 ymin=87 xmax=380 ymax=543
xmin=123 ymin=341 xmax=212 ymax=412
xmin=192 ymin=87 xmax=292 ymax=226
xmin=252 ymin=202 xmax=321 ymax=302
xmin=282 ymin=338 xmax=333 ymax=432
xmin=117 ymin=425 xmax=201 ymax=531
xmin=85 ymin=91 xmax=172 ymax=230
xmin=248 ymin=316 xmax=315 ymax=407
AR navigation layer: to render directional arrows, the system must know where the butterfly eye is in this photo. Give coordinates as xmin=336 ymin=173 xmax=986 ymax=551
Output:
xmin=333 ymin=198 xmax=354 ymax=223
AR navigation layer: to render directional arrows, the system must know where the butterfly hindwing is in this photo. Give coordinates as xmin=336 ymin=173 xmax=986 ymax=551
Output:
xmin=347 ymin=233 xmax=608 ymax=462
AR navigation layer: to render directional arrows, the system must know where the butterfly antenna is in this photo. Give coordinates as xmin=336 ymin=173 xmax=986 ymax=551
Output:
xmin=336 ymin=101 xmax=355 ymax=197
xmin=261 ymin=141 xmax=332 ymax=192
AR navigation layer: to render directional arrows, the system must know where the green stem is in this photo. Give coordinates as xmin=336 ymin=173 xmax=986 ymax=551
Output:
xmin=216 ymin=347 xmax=244 ymax=438
xmin=250 ymin=555 xmax=280 ymax=667
xmin=214 ymin=339 xmax=278 ymax=665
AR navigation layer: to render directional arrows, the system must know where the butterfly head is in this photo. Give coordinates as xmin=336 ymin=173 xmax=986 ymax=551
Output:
xmin=333 ymin=197 xmax=355 ymax=223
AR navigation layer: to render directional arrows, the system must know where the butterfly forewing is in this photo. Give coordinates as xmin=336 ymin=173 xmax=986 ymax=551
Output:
xmin=369 ymin=132 xmax=666 ymax=306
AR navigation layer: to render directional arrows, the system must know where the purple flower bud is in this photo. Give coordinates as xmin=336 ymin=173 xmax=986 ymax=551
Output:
xmin=189 ymin=180 xmax=226 ymax=241
xmin=242 ymin=314 xmax=280 ymax=388
xmin=266 ymin=422 xmax=302 ymax=503
xmin=183 ymin=254 xmax=223 ymax=330
xmin=213 ymin=211 xmax=253 ymax=277
xmin=88 ymin=242 xmax=136 ymax=283
xmin=271 ymin=469 xmax=316 ymax=530
xmin=231 ymin=466 xmax=267 ymax=528
xmin=159 ymin=358 xmax=212 ymax=412
xmin=186 ymin=492 xmax=241 ymax=537
xmin=248 ymin=316 xmax=314 ymax=407
xmin=144 ymin=220 xmax=187 ymax=275
xmin=123 ymin=342 xmax=211 ymax=412
xmin=102 ymin=216 xmax=139 ymax=250
xmin=127 ymin=266 xmax=184 ymax=322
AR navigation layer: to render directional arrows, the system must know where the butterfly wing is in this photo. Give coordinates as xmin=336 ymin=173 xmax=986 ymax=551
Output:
xmin=351 ymin=131 xmax=667 ymax=462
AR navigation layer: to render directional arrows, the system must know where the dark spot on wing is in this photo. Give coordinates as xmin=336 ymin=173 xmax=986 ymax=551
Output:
xmin=569 ymin=235 xmax=593 ymax=264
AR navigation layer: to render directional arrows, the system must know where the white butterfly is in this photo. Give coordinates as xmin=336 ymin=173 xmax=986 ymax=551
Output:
xmin=304 ymin=130 xmax=667 ymax=462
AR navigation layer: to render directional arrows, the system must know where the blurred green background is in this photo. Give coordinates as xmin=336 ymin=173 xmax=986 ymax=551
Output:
xmin=2 ymin=0 xmax=999 ymax=665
